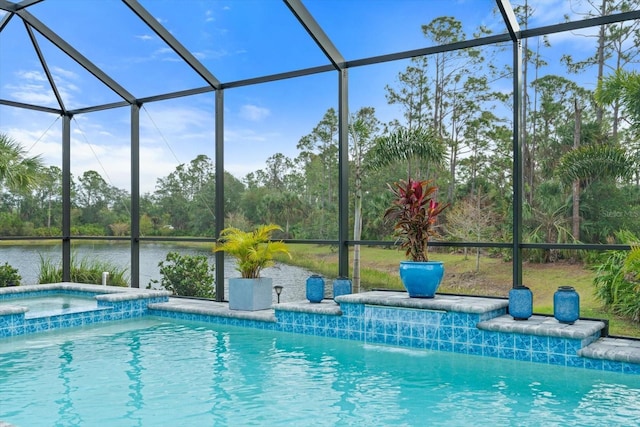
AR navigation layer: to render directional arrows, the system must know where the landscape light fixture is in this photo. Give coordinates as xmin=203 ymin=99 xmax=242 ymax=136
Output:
xmin=274 ymin=285 xmax=284 ymax=303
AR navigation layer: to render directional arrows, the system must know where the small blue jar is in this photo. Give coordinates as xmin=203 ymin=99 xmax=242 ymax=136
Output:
xmin=333 ymin=277 xmax=352 ymax=300
xmin=306 ymin=274 xmax=325 ymax=303
xmin=509 ymin=285 xmax=533 ymax=320
xmin=554 ymin=286 xmax=580 ymax=324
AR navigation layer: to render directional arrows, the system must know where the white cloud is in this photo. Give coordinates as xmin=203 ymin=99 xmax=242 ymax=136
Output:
xmin=205 ymin=10 xmax=215 ymax=23
xmin=239 ymin=104 xmax=270 ymax=121
xmin=193 ymin=48 xmax=229 ymax=60
xmin=51 ymin=66 xmax=78 ymax=80
xmin=16 ymin=70 xmax=46 ymax=82
xmin=7 ymin=84 xmax=57 ymax=105
xmin=224 ymin=128 xmax=268 ymax=143
xmin=136 ymin=34 xmax=154 ymax=41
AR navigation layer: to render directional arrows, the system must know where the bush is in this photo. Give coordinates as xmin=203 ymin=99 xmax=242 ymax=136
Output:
xmin=38 ymin=254 xmax=129 ymax=286
xmin=593 ymin=232 xmax=640 ymax=322
xmin=150 ymin=252 xmax=215 ymax=298
xmin=0 ymin=262 xmax=21 ymax=287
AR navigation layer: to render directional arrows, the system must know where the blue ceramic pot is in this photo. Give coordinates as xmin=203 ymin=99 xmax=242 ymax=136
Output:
xmin=333 ymin=277 xmax=352 ymax=299
xmin=554 ymin=286 xmax=580 ymax=324
xmin=399 ymin=261 xmax=444 ymax=298
xmin=509 ymin=285 xmax=533 ymax=320
xmin=306 ymin=274 xmax=325 ymax=303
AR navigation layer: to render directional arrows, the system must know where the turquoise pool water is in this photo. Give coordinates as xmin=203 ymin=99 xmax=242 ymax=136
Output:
xmin=1 ymin=318 xmax=639 ymax=426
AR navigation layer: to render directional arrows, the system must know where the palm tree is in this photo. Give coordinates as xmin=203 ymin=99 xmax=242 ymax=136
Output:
xmin=595 ymin=69 xmax=640 ymax=130
xmin=367 ymin=127 xmax=446 ymax=179
xmin=0 ymin=133 xmax=43 ymax=191
xmin=557 ymin=145 xmax=634 ymax=185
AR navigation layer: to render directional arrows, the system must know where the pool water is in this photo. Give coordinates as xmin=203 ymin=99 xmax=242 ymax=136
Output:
xmin=1 ymin=318 xmax=639 ymax=426
xmin=0 ymin=294 xmax=97 ymax=315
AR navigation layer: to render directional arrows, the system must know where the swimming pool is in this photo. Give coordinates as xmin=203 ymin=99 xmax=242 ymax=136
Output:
xmin=1 ymin=317 xmax=639 ymax=426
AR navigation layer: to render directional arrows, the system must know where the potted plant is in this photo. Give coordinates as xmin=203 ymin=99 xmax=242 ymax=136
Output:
xmin=383 ymin=178 xmax=449 ymax=298
xmin=214 ymin=224 xmax=290 ymax=310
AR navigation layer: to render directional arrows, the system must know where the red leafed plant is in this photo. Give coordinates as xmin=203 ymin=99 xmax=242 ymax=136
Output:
xmin=383 ymin=178 xmax=449 ymax=262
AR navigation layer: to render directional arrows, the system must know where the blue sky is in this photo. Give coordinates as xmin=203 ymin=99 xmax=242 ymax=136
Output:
xmin=0 ymin=0 xmax=627 ymax=193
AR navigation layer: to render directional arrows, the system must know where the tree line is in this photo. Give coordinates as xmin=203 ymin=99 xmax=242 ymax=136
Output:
xmin=2 ymin=5 xmax=640 ymax=264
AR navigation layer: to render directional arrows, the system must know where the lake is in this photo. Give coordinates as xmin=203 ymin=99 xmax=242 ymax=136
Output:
xmin=0 ymin=243 xmax=318 ymax=303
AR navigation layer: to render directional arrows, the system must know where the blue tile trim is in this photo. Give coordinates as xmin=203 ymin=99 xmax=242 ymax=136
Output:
xmin=3 ymin=290 xmax=640 ymax=375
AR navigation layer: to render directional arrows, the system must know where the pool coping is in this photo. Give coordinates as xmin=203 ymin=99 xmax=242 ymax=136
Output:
xmin=478 ymin=314 xmax=606 ymax=339
xmin=0 ymin=283 xmax=169 ymax=300
xmin=149 ymin=297 xmax=277 ymax=322
xmin=334 ymin=290 xmax=508 ymax=313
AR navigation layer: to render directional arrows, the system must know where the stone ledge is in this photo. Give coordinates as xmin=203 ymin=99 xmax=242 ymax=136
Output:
xmin=478 ymin=314 xmax=606 ymax=339
xmin=148 ymin=298 xmax=276 ymax=322
xmin=0 ymin=306 xmax=27 ymax=315
xmin=336 ymin=291 xmax=508 ymax=314
xmin=0 ymin=283 xmax=170 ymax=298
xmin=275 ymin=300 xmax=342 ymax=315
xmin=579 ymin=337 xmax=640 ymax=364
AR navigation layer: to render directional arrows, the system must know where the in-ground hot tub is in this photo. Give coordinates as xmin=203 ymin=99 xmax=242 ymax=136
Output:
xmin=0 ymin=283 xmax=170 ymax=337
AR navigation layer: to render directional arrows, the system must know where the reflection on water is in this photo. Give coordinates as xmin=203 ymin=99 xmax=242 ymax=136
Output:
xmin=0 ymin=243 xmax=318 ymax=303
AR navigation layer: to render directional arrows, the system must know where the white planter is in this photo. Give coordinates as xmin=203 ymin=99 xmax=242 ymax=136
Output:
xmin=228 ymin=277 xmax=273 ymax=311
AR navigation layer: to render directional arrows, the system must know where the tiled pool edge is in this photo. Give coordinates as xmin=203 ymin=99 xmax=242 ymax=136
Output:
xmin=149 ymin=291 xmax=640 ymax=375
xmin=2 ymin=285 xmax=639 ymax=375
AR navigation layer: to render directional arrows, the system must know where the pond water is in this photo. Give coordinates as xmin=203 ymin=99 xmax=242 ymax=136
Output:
xmin=0 ymin=243 xmax=318 ymax=303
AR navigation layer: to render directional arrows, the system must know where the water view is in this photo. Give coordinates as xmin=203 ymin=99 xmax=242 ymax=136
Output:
xmin=0 ymin=243 xmax=316 ymax=303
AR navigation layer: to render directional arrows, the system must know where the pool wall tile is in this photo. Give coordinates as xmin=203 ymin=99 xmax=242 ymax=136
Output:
xmin=453 ymin=342 xmax=469 ymax=354
xmin=3 ymin=286 xmax=640 ymax=375
xmin=549 ymin=338 xmax=566 ymax=354
xmin=532 ymin=352 xmax=549 ymax=364
xmin=499 ymin=347 xmax=515 ymax=359
xmin=438 ymin=340 xmax=453 ymax=352
xmin=483 ymin=345 xmax=499 ymax=358
xmin=515 ymin=349 xmax=532 ymax=362
xmin=549 ymin=354 xmax=566 ymax=366
xmin=566 ymin=356 xmax=584 ymax=369
xmin=623 ymin=363 xmax=640 ymax=375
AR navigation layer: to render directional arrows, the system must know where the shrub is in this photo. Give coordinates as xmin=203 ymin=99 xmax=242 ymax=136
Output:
xmin=38 ymin=254 xmax=129 ymax=286
xmin=150 ymin=252 xmax=215 ymax=298
xmin=0 ymin=262 xmax=21 ymax=287
xmin=593 ymin=231 xmax=640 ymax=322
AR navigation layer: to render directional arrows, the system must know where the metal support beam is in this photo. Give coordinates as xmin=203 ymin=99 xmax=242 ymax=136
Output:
xmin=0 ymin=0 xmax=16 ymax=12
xmin=214 ymin=90 xmax=225 ymax=301
xmin=122 ymin=0 xmax=221 ymax=90
xmin=522 ymin=9 xmax=640 ymax=39
xmin=24 ymin=22 xmax=66 ymax=112
xmin=497 ymin=0 xmax=520 ymax=41
xmin=284 ymin=0 xmax=345 ymax=70
xmin=130 ymin=103 xmax=141 ymax=288
xmin=338 ymin=69 xmax=349 ymax=278
xmin=0 ymin=99 xmax=61 ymax=114
xmin=16 ymin=9 xmax=136 ymax=103
xmin=0 ymin=8 xmax=13 ymax=31
xmin=15 ymin=0 xmax=45 ymax=10
xmin=62 ymin=114 xmax=72 ymax=282
xmin=512 ymin=40 xmax=523 ymax=287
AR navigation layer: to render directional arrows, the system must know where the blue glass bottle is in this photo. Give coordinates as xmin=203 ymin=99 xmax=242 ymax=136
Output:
xmin=554 ymin=286 xmax=580 ymax=324
xmin=306 ymin=274 xmax=325 ymax=303
xmin=332 ymin=277 xmax=352 ymax=300
xmin=509 ymin=285 xmax=533 ymax=320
